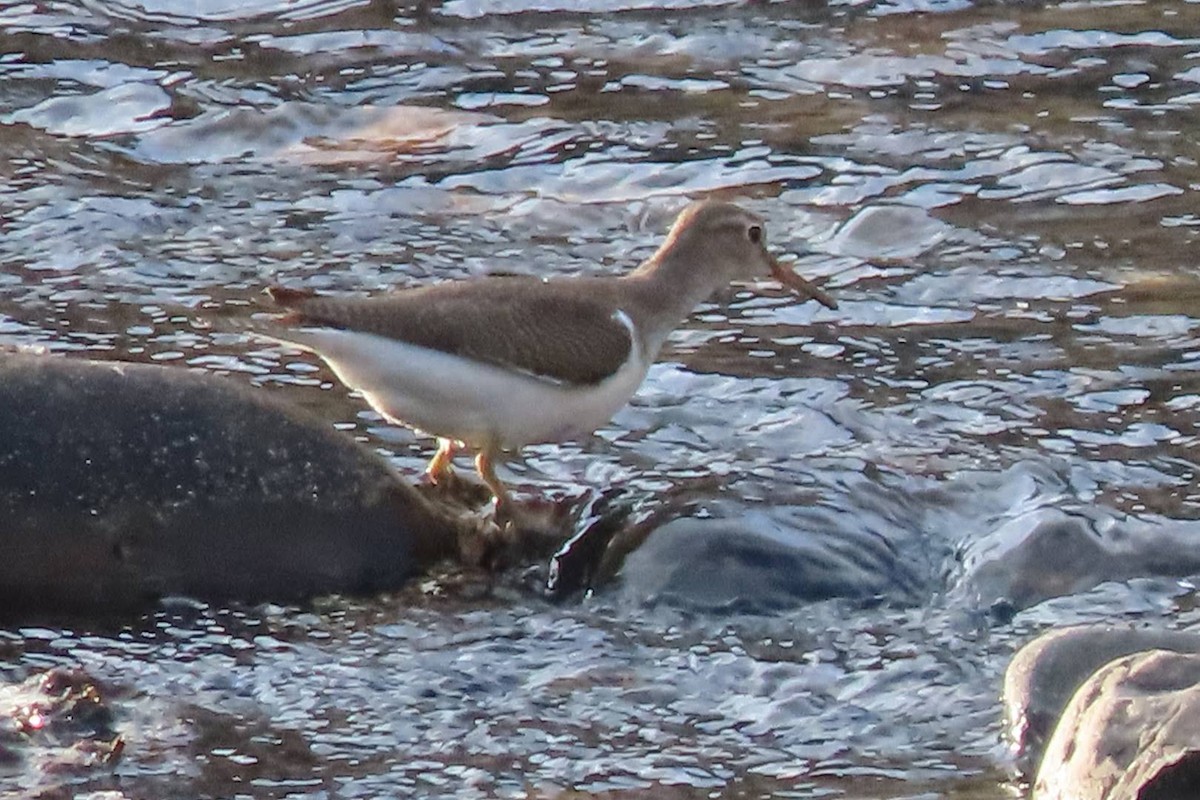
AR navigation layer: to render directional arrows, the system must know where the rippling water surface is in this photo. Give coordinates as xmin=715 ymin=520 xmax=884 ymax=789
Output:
xmin=4 ymin=0 xmax=1200 ymax=797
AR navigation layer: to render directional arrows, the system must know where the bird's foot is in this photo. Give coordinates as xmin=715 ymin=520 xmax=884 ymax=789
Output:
xmin=419 ymin=468 xmax=494 ymax=509
xmin=492 ymin=495 xmax=516 ymax=528
xmin=456 ymin=516 xmax=515 ymax=571
xmin=454 ymin=494 xmax=575 ymax=571
xmin=496 ymin=494 xmax=567 ymax=528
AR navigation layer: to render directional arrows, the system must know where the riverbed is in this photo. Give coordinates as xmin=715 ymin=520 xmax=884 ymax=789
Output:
xmin=3 ymin=1 xmax=1200 ymax=797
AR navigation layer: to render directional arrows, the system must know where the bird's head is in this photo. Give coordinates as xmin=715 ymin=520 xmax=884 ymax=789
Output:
xmin=654 ymin=201 xmax=837 ymax=310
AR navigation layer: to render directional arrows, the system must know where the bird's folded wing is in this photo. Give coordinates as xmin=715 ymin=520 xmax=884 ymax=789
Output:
xmin=269 ymin=278 xmax=635 ymax=387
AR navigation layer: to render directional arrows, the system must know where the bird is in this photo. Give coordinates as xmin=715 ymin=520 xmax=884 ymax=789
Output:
xmin=258 ymin=200 xmax=836 ymax=520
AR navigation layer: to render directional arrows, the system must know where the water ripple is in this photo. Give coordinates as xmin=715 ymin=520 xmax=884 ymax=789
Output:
xmin=5 ymin=0 xmax=1200 ymax=797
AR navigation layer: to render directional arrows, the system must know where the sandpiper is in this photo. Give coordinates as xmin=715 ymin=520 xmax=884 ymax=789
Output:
xmin=260 ymin=201 xmax=836 ymax=518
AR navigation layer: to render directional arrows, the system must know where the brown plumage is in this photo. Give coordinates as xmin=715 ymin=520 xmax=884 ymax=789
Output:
xmin=267 ymin=277 xmax=634 ymax=386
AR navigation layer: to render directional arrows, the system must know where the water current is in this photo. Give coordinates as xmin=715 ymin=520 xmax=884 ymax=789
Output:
xmin=3 ymin=0 xmax=1200 ymax=797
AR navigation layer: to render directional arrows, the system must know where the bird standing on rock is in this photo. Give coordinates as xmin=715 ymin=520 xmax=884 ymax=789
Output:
xmin=260 ymin=200 xmax=837 ymax=520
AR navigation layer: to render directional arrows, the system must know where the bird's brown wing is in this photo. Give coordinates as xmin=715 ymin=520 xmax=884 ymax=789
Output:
xmin=268 ymin=277 xmax=634 ymax=387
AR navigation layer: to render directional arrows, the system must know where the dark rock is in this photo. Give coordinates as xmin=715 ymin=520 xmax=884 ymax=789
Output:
xmin=0 ymin=353 xmax=466 ymax=613
xmin=607 ymin=513 xmax=917 ymax=613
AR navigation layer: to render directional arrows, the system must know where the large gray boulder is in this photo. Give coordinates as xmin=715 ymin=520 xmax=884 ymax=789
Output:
xmin=0 ymin=353 xmax=467 ymax=613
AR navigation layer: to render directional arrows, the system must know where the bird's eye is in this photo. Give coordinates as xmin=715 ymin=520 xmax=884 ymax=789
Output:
xmin=747 ymin=225 xmax=763 ymax=244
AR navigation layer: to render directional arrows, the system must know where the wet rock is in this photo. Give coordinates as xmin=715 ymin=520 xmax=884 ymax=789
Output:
xmin=958 ymin=507 xmax=1200 ymax=613
xmin=133 ymin=102 xmax=501 ymax=166
xmin=0 ymin=668 xmax=124 ymax=791
xmin=1033 ymin=649 xmax=1200 ymax=800
xmin=824 ymin=204 xmax=951 ymax=262
xmin=607 ymin=513 xmax=918 ymax=613
xmin=1003 ymin=624 xmax=1200 ymax=779
xmin=0 ymin=353 xmax=468 ymax=613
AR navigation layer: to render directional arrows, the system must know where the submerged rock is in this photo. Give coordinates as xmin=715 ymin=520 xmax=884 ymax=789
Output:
xmin=1033 ymin=648 xmax=1200 ymax=800
xmin=0 ymin=353 xmax=467 ymax=613
xmin=1004 ymin=624 xmax=1200 ymax=779
xmin=959 ymin=507 xmax=1200 ymax=614
xmin=607 ymin=512 xmax=920 ymax=613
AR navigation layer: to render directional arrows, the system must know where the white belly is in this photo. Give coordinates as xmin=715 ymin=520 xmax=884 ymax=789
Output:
xmin=268 ymin=328 xmax=650 ymax=449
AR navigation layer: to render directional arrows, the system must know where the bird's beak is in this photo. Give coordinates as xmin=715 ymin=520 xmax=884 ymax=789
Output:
xmin=769 ymin=256 xmax=838 ymax=310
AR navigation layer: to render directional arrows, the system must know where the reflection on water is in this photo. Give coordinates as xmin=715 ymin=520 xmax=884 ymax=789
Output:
xmin=3 ymin=0 xmax=1200 ymax=796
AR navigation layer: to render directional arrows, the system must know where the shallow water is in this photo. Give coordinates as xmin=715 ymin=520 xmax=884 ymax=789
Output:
xmin=3 ymin=0 xmax=1200 ymax=796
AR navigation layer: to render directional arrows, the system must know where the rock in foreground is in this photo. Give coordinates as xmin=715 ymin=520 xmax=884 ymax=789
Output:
xmin=1004 ymin=624 xmax=1200 ymax=778
xmin=1034 ymin=648 xmax=1200 ymax=800
xmin=1004 ymin=624 xmax=1200 ymax=800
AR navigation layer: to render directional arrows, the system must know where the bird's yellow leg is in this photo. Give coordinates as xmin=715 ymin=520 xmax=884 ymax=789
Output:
xmin=426 ymin=438 xmax=460 ymax=485
xmin=474 ymin=446 xmax=513 ymax=522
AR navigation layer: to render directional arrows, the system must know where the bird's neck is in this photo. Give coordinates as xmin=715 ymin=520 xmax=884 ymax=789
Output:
xmin=621 ymin=244 xmax=726 ymax=359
